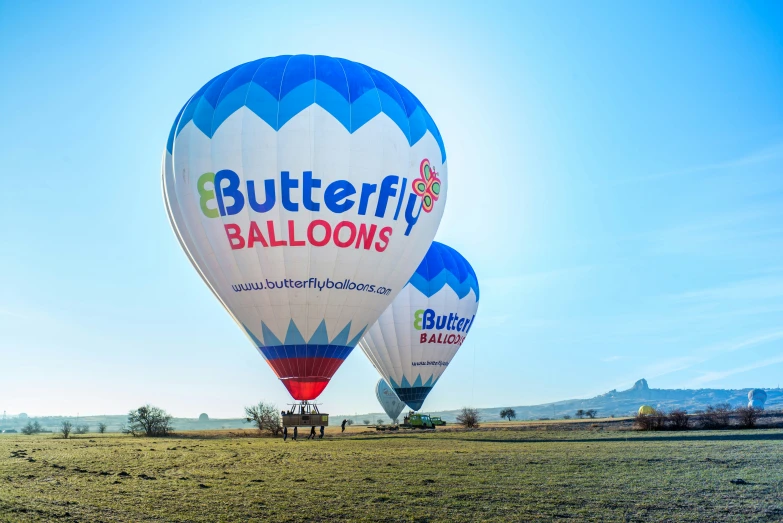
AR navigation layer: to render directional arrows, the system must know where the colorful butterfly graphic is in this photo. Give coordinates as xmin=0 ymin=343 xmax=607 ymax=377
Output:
xmin=412 ymin=159 xmax=441 ymax=213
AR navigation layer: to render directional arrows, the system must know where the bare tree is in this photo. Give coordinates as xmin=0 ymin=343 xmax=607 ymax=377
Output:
xmin=575 ymin=409 xmax=585 ymax=419
xmin=363 ymin=419 xmax=371 ymax=425
xmin=736 ymin=406 xmax=760 ymax=429
xmin=585 ymin=409 xmax=598 ymax=419
xmin=244 ymin=401 xmax=282 ymax=436
xmin=702 ymin=404 xmax=732 ymax=429
xmin=97 ymin=423 xmax=107 ymax=434
xmin=75 ymin=424 xmax=89 ymax=435
xmin=456 ymin=407 xmax=481 ymax=428
xmin=668 ymin=409 xmax=689 ymax=430
xmin=60 ymin=421 xmax=73 ymax=439
xmin=377 ymin=419 xmax=385 ymax=425
xmin=345 ymin=419 xmax=354 ymax=426
xmin=125 ymin=405 xmax=174 ymax=437
xmin=500 ymin=408 xmax=516 ymax=421
xmin=21 ymin=421 xmax=42 ymax=435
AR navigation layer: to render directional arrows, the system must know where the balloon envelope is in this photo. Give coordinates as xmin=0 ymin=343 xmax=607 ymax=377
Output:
xmin=748 ymin=389 xmax=767 ymax=409
xmin=163 ymin=55 xmax=447 ymax=400
xmin=376 ymin=379 xmax=406 ymax=422
xmin=638 ymin=405 xmax=655 ymax=415
xmin=360 ymin=242 xmax=479 ymax=410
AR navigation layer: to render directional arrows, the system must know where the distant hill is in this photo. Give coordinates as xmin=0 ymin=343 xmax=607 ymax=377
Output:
xmin=411 ymin=379 xmax=783 ymax=424
xmin=3 ymin=379 xmax=780 ymax=431
xmin=0 ymin=414 xmax=249 ymax=434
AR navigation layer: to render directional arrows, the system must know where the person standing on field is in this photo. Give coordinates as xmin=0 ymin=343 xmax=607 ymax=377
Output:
xmin=309 ymin=426 xmax=316 ymax=440
xmin=319 ymin=426 xmax=324 ymax=439
xmin=293 ymin=426 xmax=298 ymax=441
xmin=341 ymin=419 xmax=347 ymax=432
xmin=283 ymin=426 xmax=288 ymax=441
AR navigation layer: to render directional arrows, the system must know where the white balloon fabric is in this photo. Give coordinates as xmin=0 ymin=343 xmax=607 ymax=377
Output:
xmin=360 ymin=242 xmax=479 ymax=410
xmin=162 ymin=55 xmax=447 ymax=401
xmin=376 ymin=378 xmax=406 ymax=422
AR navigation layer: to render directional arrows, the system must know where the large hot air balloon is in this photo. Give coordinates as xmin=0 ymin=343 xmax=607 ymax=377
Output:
xmin=748 ymin=389 xmax=767 ymax=409
xmin=359 ymin=242 xmax=479 ymax=410
xmin=376 ymin=379 xmax=406 ymax=423
xmin=638 ymin=405 xmax=655 ymax=416
xmin=163 ymin=55 xmax=447 ymax=402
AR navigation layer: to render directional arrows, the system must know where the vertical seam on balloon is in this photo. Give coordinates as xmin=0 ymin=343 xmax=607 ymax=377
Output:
xmin=187 ymin=86 xmax=251 ymax=362
xmin=308 ymin=55 xmax=318 ymax=382
xmin=274 ymin=55 xmax=300 ymax=388
xmin=241 ymin=59 xmax=276 ymax=351
xmin=275 ymin=56 xmax=294 ymax=130
xmin=386 ymin=77 xmax=413 ymax=148
xmin=208 ymin=65 xmax=258 ymax=348
xmin=169 ymin=91 xmax=246 ymax=336
xmin=324 ymin=58 xmax=358 ymax=369
xmin=162 ymin=152 xmax=226 ymax=314
xmin=331 ymin=60 xmax=383 ymax=370
xmin=365 ymin=321 xmax=391 ymax=389
xmin=233 ymin=61 xmax=262 ymax=360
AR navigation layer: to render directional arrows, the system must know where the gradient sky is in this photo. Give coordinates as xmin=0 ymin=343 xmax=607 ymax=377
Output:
xmin=2 ymin=1 xmax=782 ymax=418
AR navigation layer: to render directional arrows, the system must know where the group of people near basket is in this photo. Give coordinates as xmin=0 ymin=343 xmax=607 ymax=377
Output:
xmin=283 ymin=424 xmax=324 ymax=441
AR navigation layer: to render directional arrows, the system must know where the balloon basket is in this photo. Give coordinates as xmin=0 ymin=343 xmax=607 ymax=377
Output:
xmin=282 ymin=401 xmax=329 ymax=427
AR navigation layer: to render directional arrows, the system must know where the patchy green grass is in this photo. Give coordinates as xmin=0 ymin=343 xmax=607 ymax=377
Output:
xmin=2 ymin=428 xmax=783 ymax=522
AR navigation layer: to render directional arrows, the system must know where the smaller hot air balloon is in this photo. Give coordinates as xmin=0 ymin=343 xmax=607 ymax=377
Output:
xmin=638 ymin=405 xmax=655 ymax=416
xmin=360 ymin=241 xmax=479 ymax=411
xmin=748 ymin=389 xmax=767 ymax=409
xmin=376 ymin=379 xmax=406 ymax=424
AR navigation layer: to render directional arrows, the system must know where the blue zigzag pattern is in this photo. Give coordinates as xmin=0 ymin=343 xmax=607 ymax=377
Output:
xmin=243 ymin=319 xmax=366 ymax=361
xmin=388 ymin=374 xmax=439 ymax=411
xmin=407 ymin=241 xmax=479 ymax=300
xmin=167 ymin=55 xmax=446 ymax=163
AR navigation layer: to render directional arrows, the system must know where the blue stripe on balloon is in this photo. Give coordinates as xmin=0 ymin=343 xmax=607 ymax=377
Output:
xmin=167 ymin=54 xmax=446 ymax=162
xmin=407 ymin=241 xmax=480 ymax=300
xmin=278 ymin=80 xmax=316 ymax=129
xmin=258 ymin=344 xmax=354 ymax=361
xmin=314 ymin=80 xmax=351 ymax=131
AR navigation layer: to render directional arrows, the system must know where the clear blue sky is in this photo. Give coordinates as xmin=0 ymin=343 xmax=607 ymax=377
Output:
xmin=2 ymin=1 xmax=782 ymax=418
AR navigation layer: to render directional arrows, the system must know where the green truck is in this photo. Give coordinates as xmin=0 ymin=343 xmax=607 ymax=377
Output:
xmin=430 ymin=416 xmax=446 ymax=426
xmin=402 ymin=412 xmax=436 ymax=429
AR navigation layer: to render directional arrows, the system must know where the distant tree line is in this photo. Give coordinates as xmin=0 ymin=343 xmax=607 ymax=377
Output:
xmin=575 ymin=409 xmax=598 ymax=419
xmin=635 ymin=403 xmax=763 ymax=431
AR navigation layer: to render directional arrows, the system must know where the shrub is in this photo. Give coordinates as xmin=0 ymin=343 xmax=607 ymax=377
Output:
xmin=60 ymin=421 xmax=73 ymax=439
xmin=456 ymin=407 xmax=481 ymax=428
xmin=75 ymin=424 xmax=89 ymax=435
xmin=668 ymin=409 xmax=689 ymax=430
xmin=735 ymin=406 xmax=760 ymax=429
xmin=634 ymin=409 xmax=666 ymax=431
xmin=21 ymin=421 xmax=42 ymax=435
xmin=585 ymin=409 xmax=598 ymax=419
xmin=97 ymin=423 xmax=107 ymax=434
xmin=702 ymin=404 xmax=732 ymax=429
xmin=244 ymin=402 xmax=282 ymax=436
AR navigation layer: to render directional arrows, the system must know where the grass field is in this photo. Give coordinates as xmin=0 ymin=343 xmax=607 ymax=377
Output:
xmin=2 ymin=425 xmax=783 ymax=522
